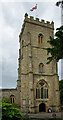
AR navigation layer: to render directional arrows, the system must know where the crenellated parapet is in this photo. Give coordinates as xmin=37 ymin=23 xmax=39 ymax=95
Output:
xmin=25 ymin=13 xmax=54 ymax=28
xmin=18 ymin=13 xmax=60 ymax=113
xmin=19 ymin=13 xmax=54 ymax=42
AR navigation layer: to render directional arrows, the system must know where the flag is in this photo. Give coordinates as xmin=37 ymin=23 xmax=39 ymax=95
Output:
xmin=30 ymin=4 xmax=37 ymax=11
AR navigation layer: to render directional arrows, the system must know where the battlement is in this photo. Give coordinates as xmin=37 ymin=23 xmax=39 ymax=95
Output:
xmin=19 ymin=13 xmax=54 ymax=41
xmin=24 ymin=13 xmax=54 ymax=28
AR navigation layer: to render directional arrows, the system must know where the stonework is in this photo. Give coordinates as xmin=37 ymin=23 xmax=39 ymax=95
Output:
xmin=1 ymin=13 xmax=60 ymax=113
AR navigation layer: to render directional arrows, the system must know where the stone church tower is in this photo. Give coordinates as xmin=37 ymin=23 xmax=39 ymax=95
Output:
xmin=18 ymin=13 xmax=60 ymax=113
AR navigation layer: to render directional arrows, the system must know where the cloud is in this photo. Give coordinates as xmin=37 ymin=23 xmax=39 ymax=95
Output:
xmin=1 ymin=2 xmax=30 ymax=88
xmin=0 ymin=0 xmax=58 ymax=3
xmin=2 ymin=59 xmax=17 ymax=88
xmin=0 ymin=2 xmax=61 ymax=88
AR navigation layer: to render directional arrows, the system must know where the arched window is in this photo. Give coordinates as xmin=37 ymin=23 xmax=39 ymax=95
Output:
xmin=39 ymin=63 xmax=44 ymax=73
xmin=10 ymin=95 xmax=15 ymax=103
xmin=36 ymin=80 xmax=48 ymax=99
xmin=38 ymin=33 xmax=43 ymax=44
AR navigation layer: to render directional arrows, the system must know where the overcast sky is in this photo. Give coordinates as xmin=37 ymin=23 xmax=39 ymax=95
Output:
xmin=0 ymin=0 xmax=62 ymax=88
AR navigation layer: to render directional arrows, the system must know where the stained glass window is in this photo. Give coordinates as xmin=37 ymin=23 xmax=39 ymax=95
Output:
xmin=44 ymin=89 xmax=46 ymax=98
xmin=41 ymin=88 xmax=43 ymax=99
xmin=36 ymin=80 xmax=48 ymax=99
xmin=47 ymin=89 xmax=48 ymax=98
xmin=39 ymin=81 xmax=44 ymax=86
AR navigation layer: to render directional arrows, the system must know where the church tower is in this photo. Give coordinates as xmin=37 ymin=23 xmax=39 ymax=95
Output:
xmin=18 ymin=13 xmax=60 ymax=113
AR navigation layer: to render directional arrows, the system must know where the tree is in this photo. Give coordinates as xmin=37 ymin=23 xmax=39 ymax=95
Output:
xmin=0 ymin=98 xmax=31 ymax=120
xmin=1 ymin=98 xmax=24 ymax=120
xmin=59 ymin=79 xmax=63 ymax=105
xmin=46 ymin=26 xmax=63 ymax=64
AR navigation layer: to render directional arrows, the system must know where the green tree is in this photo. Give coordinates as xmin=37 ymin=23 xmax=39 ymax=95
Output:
xmin=46 ymin=26 xmax=63 ymax=64
xmin=1 ymin=98 xmax=31 ymax=120
xmin=59 ymin=79 xmax=63 ymax=105
xmin=1 ymin=98 xmax=24 ymax=120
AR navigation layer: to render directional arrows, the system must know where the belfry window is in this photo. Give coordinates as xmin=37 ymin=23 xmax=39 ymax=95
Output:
xmin=10 ymin=95 xmax=15 ymax=103
xmin=36 ymin=80 xmax=48 ymax=99
xmin=38 ymin=34 xmax=43 ymax=44
xmin=39 ymin=63 xmax=44 ymax=73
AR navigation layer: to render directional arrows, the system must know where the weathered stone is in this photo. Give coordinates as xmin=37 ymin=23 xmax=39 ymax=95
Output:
xmin=1 ymin=13 xmax=60 ymax=113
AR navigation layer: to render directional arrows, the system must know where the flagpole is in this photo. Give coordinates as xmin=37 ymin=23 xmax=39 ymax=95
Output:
xmin=36 ymin=4 xmax=38 ymax=18
xmin=30 ymin=4 xmax=38 ymax=18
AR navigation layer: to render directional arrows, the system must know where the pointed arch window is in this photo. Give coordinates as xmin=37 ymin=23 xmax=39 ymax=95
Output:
xmin=38 ymin=33 xmax=43 ymax=44
xmin=10 ymin=95 xmax=15 ymax=103
xmin=39 ymin=63 xmax=44 ymax=73
xmin=36 ymin=80 xmax=48 ymax=99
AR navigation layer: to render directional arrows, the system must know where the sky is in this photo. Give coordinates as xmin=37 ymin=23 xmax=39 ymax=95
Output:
xmin=0 ymin=0 xmax=62 ymax=88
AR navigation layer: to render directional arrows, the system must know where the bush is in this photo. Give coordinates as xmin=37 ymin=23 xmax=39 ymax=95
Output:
xmin=1 ymin=98 xmax=24 ymax=120
xmin=2 ymin=102 xmax=24 ymax=120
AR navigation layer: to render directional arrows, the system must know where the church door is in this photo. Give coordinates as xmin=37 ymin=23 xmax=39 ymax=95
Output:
xmin=39 ymin=103 xmax=46 ymax=112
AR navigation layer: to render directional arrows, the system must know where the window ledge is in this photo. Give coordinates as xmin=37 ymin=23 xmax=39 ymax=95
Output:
xmin=36 ymin=98 xmax=48 ymax=101
xmin=39 ymin=72 xmax=45 ymax=73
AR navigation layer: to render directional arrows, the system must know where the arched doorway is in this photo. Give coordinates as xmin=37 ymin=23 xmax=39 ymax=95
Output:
xmin=39 ymin=103 xmax=46 ymax=112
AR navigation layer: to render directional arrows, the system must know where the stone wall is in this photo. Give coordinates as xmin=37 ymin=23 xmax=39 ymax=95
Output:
xmin=1 ymin=13 xmax=60 ymax=113
xmin=1 ymin=88 xmax=21 ymax=107
xmin=19 ymin=13 xmax=60 ymax=112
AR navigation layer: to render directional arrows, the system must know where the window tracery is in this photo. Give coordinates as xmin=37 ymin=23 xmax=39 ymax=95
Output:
xmin=36 ymin=80 xmax=48 ymax=99
xmin=10 ymin=95 xmax=15 ymax=103
xmin=38 ymin=33 xmax=43 ymax=44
